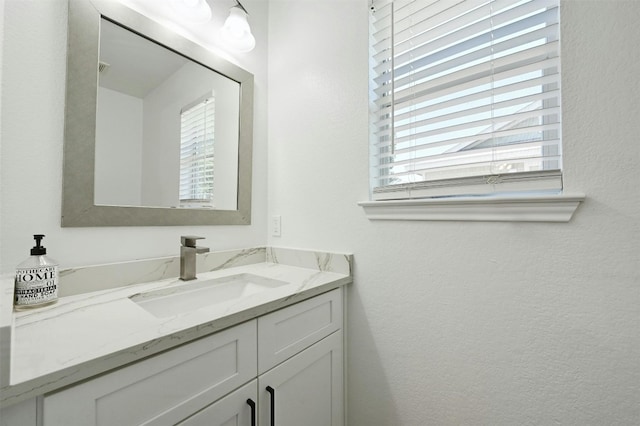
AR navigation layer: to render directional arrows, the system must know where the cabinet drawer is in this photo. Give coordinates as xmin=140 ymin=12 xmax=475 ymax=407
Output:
xmin=43 ymin=320 xmax=257 ymax=426
xmin=258 ymin=288 xmax=342 ymax=374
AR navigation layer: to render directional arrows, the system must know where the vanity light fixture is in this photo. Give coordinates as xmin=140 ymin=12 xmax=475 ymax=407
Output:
xmin=219 ymin=0 xmax=255 ymax=52
xmin=169 ymin=0 xmax=212 ymax=24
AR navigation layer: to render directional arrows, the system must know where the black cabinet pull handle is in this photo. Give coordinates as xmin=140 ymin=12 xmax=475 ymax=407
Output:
xmin=246 ymin=398 xmax=256 ymax=426
xmin=266 ymin=386 xmax=276 ymax=426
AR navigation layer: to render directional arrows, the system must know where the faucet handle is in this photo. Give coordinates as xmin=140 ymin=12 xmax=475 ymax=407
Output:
xmin=181 ymin=235 xmax=205 ymax=247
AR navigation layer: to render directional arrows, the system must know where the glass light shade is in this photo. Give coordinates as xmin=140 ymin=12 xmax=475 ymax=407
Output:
xmin=219 ymin=6 xmax=256 ymax=52
xmin=169 ymin=0 xmax=212 ymax=24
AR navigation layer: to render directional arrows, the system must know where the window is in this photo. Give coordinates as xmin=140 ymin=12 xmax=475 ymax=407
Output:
xmin=369 ymin=0 xmax=562 ymax=201
xmin=179 ymin=93 xmax=215 ymax=207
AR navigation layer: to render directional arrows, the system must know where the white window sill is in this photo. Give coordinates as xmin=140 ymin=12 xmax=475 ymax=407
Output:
xmin=358 ymin=193 xmax=585 ymax=222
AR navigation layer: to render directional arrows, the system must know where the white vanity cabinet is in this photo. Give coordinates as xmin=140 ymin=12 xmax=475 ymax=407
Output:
xmin=39 ymin=288 xmax=344 ymax=426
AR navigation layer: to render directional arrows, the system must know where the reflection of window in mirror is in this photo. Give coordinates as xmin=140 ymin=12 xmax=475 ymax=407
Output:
xmin=93 ymin=18 xmax=241 ymax=211
xmin=179 ymin=93 xmax=216 ymax=208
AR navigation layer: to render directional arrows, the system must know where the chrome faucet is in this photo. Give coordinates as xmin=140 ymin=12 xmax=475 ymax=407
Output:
xmin=180 ymin=236 xmax=210 ymax=281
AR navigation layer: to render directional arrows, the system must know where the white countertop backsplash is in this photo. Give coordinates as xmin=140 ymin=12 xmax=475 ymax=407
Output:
xmin=0 ymin=247 xmax=352 ymax=408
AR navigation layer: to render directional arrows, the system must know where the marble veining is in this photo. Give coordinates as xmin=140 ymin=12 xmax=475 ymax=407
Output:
xmin=58 ymin=257 xmax=180 ymax=297
xmin=267 ymin=247 xmax=352 ymax=275
xmin=58 ymin=247 xmax=267 ymax=298
xmin=201 ymin=247 xmax=266 ymax=272
xmin=0 ymin=247 xmax=352 ymax=409
xmin=56 ymin=246 xmax=349 ymax=298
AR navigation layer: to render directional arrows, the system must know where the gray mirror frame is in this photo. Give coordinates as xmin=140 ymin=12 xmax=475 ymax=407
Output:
xmin=62 ymin=0 xmax=253 ymax=227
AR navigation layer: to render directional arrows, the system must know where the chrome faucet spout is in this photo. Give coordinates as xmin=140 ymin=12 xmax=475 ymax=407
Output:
xmin=195 ymin=247 xmax=209 ymax=255
xmin=180 ymin=236 xmax=210 ymax=281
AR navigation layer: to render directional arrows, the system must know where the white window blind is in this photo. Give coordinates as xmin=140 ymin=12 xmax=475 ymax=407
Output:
xmin=179 ymin=93 xmax=215 ymax=205
xmin=369 ymin=0 xmax=562 ymax=200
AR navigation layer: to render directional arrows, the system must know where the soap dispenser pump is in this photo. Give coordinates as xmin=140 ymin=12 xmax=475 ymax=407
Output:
xmin=14 ymin=234 xmax=59 ymax=310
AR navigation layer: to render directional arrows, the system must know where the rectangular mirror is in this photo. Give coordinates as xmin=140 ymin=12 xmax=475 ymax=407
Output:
xmin=62 ymin=0 xmax=253 ymax=226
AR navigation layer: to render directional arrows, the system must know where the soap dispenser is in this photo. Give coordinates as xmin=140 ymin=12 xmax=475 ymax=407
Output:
xmin=14 ymin=234 xmax=59 ymax=310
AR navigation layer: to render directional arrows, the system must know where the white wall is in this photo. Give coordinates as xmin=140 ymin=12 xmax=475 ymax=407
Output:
xmin=0 ymin=0 xmax=269 ymax=271
xmin=267 ymin=0 xmax=640 ymax=425
xmin=95 ymin=86 xmax=143 ymax=206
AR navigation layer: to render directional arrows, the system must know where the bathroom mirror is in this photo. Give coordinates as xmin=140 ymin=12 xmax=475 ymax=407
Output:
xmin=62 ymin=0 xmax=253 ymax=226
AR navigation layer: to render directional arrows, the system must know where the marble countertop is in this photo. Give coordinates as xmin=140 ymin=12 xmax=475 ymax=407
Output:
xmin=0 ymin=247 xmax=352 ymax=408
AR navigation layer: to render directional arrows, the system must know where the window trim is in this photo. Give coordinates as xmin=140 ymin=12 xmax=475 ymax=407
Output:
xmin=359 ymin=193 xmax=585 ymax=222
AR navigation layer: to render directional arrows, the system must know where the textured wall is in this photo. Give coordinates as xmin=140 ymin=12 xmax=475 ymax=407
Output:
xmin=0 ymin=0 xmax=269 ymax=272
xmin=267 ymin=0 xmax=640 ymax=424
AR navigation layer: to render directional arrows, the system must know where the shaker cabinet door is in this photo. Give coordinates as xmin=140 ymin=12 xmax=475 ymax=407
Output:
xmin=42 ymin=320 xmax=257 ymax=426
xmin=258 ymin=331 xmax=343 ymax=426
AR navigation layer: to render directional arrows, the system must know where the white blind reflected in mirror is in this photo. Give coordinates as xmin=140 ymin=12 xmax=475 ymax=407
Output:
xmin=179 ymin=93 xmax=216 ymax=207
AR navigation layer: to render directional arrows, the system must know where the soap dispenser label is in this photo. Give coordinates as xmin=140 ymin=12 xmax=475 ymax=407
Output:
xmin=15 ymin=266 xmax=59 ymax=307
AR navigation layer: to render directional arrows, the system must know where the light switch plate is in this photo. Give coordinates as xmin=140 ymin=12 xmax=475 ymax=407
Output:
xmin=272 ymin=215 xmax=281 ymax=237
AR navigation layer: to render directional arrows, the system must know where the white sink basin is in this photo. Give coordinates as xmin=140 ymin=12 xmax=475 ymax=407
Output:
xmin=130 ymin=273 xmax=288 ymax=318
